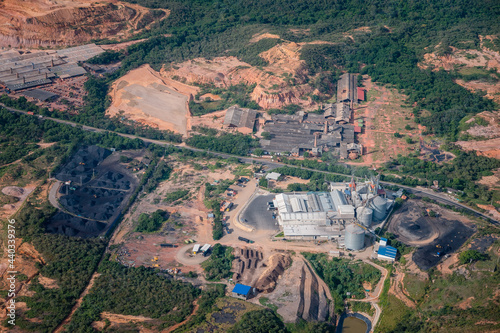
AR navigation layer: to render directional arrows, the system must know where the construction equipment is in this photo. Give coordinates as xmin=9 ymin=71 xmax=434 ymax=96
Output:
xmin=151 ymin=256 xmax=158 ymax=262
xmin=153 ymin=264 xmax=159 ymax=268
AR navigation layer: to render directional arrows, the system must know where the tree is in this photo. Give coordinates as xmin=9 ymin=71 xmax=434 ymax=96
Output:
xmin=253 ymin=148 xmax=264 ymax=156
xmin=394 ymin=132 xmax=402 ymax=138
xmin=459 ymin=250 xmax=488 ymax=265
xmin=261 ymin=132 xmax=272 ymax=140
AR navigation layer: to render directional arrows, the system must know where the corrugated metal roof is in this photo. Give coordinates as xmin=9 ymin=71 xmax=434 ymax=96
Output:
xmin=223 ymin=105 xmax=257 ymax=129
xmin=290 ymin=197 xmax=305 ymax=212
xmin=378 ymin=246 xmax=397 ymax=258
xmin=232 ymin=283 xmax=252 ymax=295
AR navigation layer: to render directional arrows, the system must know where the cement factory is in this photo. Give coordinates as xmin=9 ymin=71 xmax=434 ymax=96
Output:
xmin=272 ymin=176 xmax=394 ymax=251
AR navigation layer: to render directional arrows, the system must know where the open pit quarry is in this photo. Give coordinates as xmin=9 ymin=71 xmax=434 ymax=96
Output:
xmin=0 ymin=0 xmax=168 ymax=47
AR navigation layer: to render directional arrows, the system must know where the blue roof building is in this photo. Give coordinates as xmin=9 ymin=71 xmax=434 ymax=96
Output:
xmin=232 ymin=283 xmax=253 ymax=300
xmin=378 ymin=245 xmax=397 ymax=261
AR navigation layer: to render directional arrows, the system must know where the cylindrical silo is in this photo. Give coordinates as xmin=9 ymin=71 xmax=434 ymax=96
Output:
xmin=370 ymin=196 xmax=387 ymax=221
xmin=345 ymin=224 xmax=365 ymax=250
xmin=356 ymin=207 xmax=373 ymax=227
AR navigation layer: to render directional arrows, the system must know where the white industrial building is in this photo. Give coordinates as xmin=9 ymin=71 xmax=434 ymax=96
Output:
xmin=272 ymin=177 xmax=394 ymax=249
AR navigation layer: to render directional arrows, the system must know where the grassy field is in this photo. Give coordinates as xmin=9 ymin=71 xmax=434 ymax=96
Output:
xmin=377 ymin=294 xmax=411 ymax=332
xmin=403 ymin=274 xmax=428 ymax=303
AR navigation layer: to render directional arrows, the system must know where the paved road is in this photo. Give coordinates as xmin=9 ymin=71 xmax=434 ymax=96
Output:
xmin=5 ymin=104 xmax=498 ymax=225
xmin=241 ymin=194 xmax=279 ymax=231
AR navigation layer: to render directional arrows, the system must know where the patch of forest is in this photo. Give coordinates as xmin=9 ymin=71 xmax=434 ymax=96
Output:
xmin=302 ymin=253 xmax=382 ymax=315
xmin=66 ymin=259 xmax=200 ymax=331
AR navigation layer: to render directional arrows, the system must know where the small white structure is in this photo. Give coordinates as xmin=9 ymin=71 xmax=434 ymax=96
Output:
xmin=200 ymin=244 xmax=211 ymax=256
xmin=266 ymin=172 xmax=281 ymax=181
xmin=192 ymin=244 xmax=200 ymax=255
xmin=379 ymin=238 xmax=388 ymax=247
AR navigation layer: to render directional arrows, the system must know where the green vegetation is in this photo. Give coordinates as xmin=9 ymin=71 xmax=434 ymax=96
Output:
xmin=172 ymin=284 xmax=226 ymax=332
xmin=10 ymin=203 xmax=105 ymax=332
xmin=286 ymin=320 xmax=336 ymax=333
xmin=376 ymin=294 xmax=413 ymax=332
xmin=186 ymin=132 xmax=259 ymax=156
xmin=143 ymin=160 xmax=172 ymax=193
xmin=229 ymin=309 xmax=286 ymax=333
xmin=191 ymin=83 xmax=260 ymax=116
xmin=349 ymin=301 xmax=374 ymax=316
xmin=302 ymin=253 xmax=381 ymax=314
xmin=383 ymin=149 xmax=500 ymax=207
xmin=202 ymin=244 xmax=234 ymax=281
xmin=67 ymin=258 xmax=200 ymax=331
xmin=458 ymin=249 xmax=489 ymax=265
xmin=164 ymin=189 xmax=190 ymax=204
xmin=259 ymin=297 xmax=278 ymax=312
xmin=87 ymin=50 xmax=124 ymax=64
xmin=135 ymin=209 xmax=169 ymax=232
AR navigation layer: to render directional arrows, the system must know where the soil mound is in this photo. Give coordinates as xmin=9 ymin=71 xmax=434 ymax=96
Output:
xmin=2 ymin=186 xmax=24 ymax=197
xmin=254 ymin=253 xmax=292 ymax=293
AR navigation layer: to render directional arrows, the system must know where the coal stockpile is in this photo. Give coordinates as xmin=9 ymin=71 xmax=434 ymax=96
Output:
xmin=397 ymin=216 xmax=433 ymax=242
xmin=46 ymin=212 xmax=107 ymax=238
xmin=94 ymin=171 xmax=131 ymax=190
xmin=59 ymin=186 xmax=126 ymax=221
xmin=412 ymin=220 xmax=475 ymax=270
xmin=56 ymin=146 xmax=111 ymax=184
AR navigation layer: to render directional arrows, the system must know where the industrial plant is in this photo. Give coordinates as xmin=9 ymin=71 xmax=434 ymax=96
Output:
xmin=272 ymin=177 xmax=393 ymax=251
xmin=259 ymin=73 xmax=364 ymax=158
xmin=0 ymin=43 xmax=104 ymax=92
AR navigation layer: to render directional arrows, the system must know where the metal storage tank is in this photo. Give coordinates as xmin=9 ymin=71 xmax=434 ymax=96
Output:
xmin=345 ymin=224 xmax=365 ymax=250
xmin=356 ymin=207 xmax=373 ymax=227
xmin=370 ymin=196 xmax=387 ymax=221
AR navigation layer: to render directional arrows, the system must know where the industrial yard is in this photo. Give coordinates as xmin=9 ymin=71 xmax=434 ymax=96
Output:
xmin=0 ymin=44 xmax=105 ymax=112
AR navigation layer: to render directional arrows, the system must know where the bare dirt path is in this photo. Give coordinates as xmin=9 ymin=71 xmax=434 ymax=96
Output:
xmin=390 ymin=268 xmax=416 ymax=309
xmin=163 ymin=296 xmax=200 ymax=333
xmin=54 ymin=272 xmax=101 ymax=333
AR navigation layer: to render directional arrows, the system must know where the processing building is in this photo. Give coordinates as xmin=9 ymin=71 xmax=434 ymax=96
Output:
xmin=260 ymin=111 xmax=357 ymax=157
xmin=0 ymin=44 xmax=104 ymax=92
xmin=223 ymin=105 xmax=258 ymax=134
xmin=272 ymin=177 xmax=394 ymax=249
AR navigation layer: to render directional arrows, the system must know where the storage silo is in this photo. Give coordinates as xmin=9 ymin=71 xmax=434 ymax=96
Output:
xmin=370 ymin=196 xmax=388 ymax=221
xmin=345 ymin=224 xmax=365 ymax=250
xmin=356 ymin=207 xmax=373 ymax=227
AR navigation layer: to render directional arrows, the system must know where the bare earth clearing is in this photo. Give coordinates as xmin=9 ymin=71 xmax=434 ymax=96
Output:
xmin=108 ymin=64 xmax=196 ymax=135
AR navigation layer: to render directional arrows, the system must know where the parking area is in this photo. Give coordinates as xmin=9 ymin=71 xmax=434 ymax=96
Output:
xmin=240 ymin=194 xmax=280 ymax=232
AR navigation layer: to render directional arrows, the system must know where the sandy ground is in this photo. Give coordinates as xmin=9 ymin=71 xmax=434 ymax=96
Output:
xmin=352 ymin=76 xmax=419 ymax=167
xmin=456 ymin=138 xmax=500 ymax=159
xmin=160 ymin=41 xmax=319 ymax=110
xmin=0 ymin=184 xmax=37 ymax=220
xmin=249 ymin=32 xmax=280 ymax=43
xmin=108 ymin=64 xmax=198 ymax=135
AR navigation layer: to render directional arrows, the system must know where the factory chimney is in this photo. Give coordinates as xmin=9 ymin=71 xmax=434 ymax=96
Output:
xmin=324 ymin=121 xmax=328 ymax=134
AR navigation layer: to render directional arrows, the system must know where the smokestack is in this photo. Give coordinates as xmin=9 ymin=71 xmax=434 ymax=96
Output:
xmin=324 ymin=121 xmax=328 ymax=134
xmin=32 ymin=62 xmax=35 ymax=69
xmin=51 ymin=59 xmax=54 ymax=67
xmin=314 ymin=134 xmax=317 ymax=148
